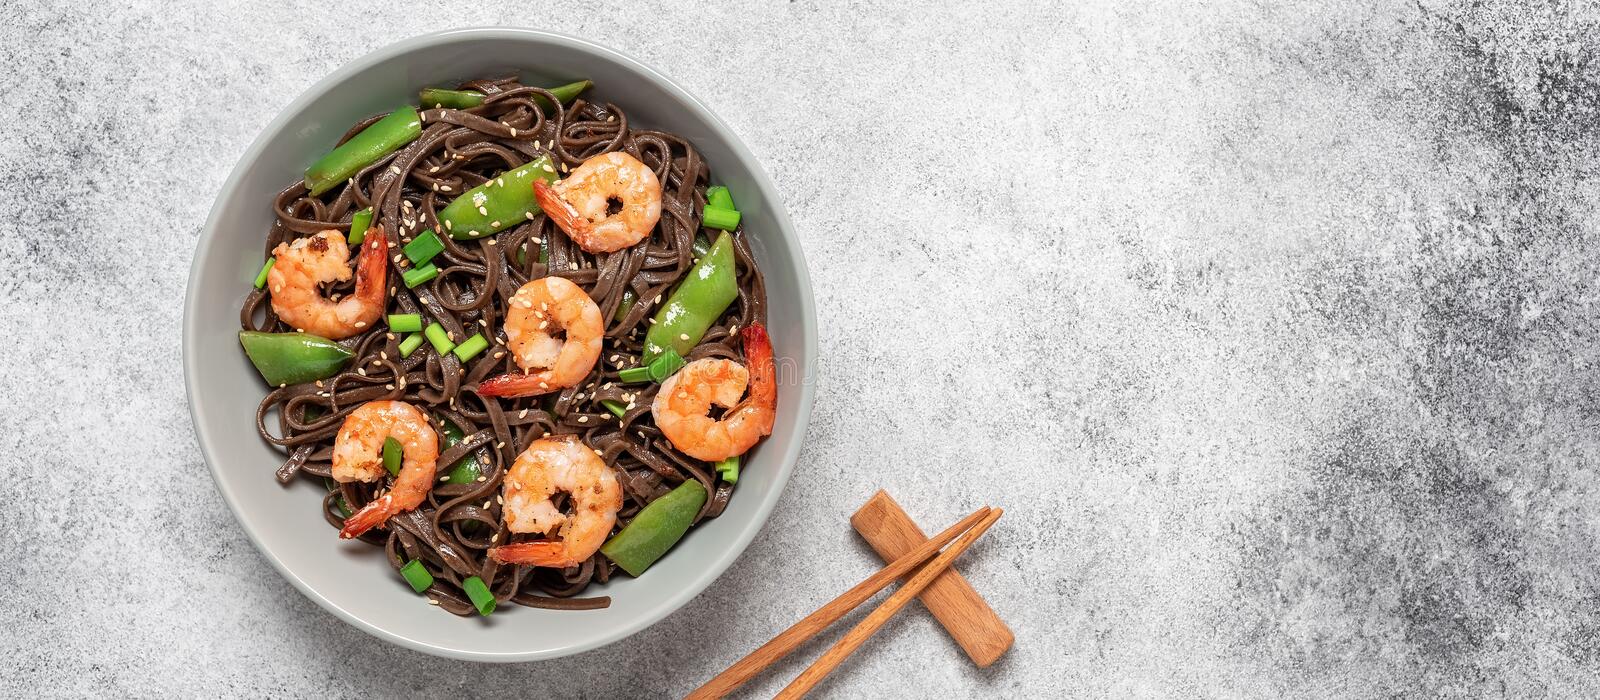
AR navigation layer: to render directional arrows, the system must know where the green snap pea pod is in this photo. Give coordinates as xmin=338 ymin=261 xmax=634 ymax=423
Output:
xmin=419 ymin=88 xmax=484 ymax=109
xmin=420 ymin=79 xmax=591 ymax=112
xmin=600 ymin=480 xmax=709 ymax=576
xmin=536 ymin=79 xmax=593 ymax=111
xmin=641 ymin=231 xmax=739 ymax=362
xmin=437 ymin=155 xmax=559 ymax=239
xmin=303 ymin=107 xmax=422 ymax=196
xmin=238 ymin=331 xmax=354 ymax=386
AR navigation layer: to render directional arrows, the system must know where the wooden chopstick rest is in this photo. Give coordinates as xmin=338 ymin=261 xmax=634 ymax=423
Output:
xmin=851 ymin=490 xmax=1014 ymax=667
xmin=775 ymin=508 xmax=1004 ymax=699
xmin=687 ymin=507 xmax=993 ymax=700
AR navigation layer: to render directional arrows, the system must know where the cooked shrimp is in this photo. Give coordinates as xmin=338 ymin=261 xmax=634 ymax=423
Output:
xmin=532 ymin=152 xmax=661 ymax=253
xmin=267 ymin=227 xmax=388 ymax=340
xmin=652 ymin=324 xmax=777 ymax=462
xmin=489 ymin=435 xmax=623 ymax=568
xmin=332 ymin=400 xmax=440 ymax=539
xmin=476 ymin=276 xmax=604 ymax=398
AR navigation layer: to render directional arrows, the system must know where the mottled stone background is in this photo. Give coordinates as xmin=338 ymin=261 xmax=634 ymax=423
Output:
xmin=4 ymin=0 xmax=1600 ymax=696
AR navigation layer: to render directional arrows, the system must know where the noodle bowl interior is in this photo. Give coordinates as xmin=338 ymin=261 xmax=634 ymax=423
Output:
xmin=239 ymin=76 xmax=774 ymax=616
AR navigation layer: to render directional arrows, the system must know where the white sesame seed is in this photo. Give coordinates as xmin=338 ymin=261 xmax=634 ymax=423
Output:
xmin=578 ymin=416 xmax=588 ymax=423
xmin=478 ymin=206 xmax=488 ymax=216
xmin=531 ymin=237 xmax=542 ymax=244
xmin=496 ymin=441 xmax=506 ymax=449
xmin=679 ymin=333 xmax=689 ymax=341
xmin=497 ymin=177 xmax=505 ymax=187
xmin=439 ymin=475 xmax=450 ymax=482
xmin=487 ymin=238 xmax=497 ymax=246
xmin=386 ymin=384 xmax=395 ymax=390
xmin=525 ymin=211 xmax=536 ymax=220
xmin=519 ymin=409 xmax=528 ymax=418
xmin=490 ymin=220 xmax=500 ymax=227
xmin=428 ymin=599 xmax=439 ymax=606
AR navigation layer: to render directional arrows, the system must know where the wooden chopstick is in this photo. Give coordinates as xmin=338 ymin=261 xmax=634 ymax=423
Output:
xmin=774 ymin=508 xmax=1004 ymax=699
xmin=686 ymin=506 xmax=993 ymax=700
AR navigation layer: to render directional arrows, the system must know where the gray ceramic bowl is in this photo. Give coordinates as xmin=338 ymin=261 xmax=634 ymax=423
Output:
xmin=183 ymin=28 xmax=815 ymax=662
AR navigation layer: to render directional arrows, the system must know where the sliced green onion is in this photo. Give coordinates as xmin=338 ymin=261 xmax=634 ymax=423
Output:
xmin=707 ymin=185 xmax=734 ymax=210
xmin=617 ymin=348 xmax=686 ymax=384
xmin=399 ymin=332 xmax=425 ymax=358
xmin=253 ymin=258 xmax=276 ymax=289
xmin=424 ymin=324 xmax=455 ymax=355
xmin=462 ymin=576 xmax=496 ymax=616
xmin=617 ymin=366 xmax=651 ymax=384
xmin=382 ymin=437 xmax=402 ymax=476
xmin=419 ymin=87 xmax=484 ymax=109
xmin=326 ymin=478 xmax=352 ymax=517
xmin=403 ymin=230 xmax=445 ymax=266
xmin=614 ymin=289 xmax=638 ymax=322
xmin=398 ymin=559 xmax=434 ymax=593
xmin=439 ymin=416 xmax=484 ymax=485
xmin=387 ymin=314 xmax=423 ymax=333
xmin=714 ymin=456 xmax=740 ymax=484
xmin=702 ymin=206 xmax=741 ymax=231
xmin=403 ymin=263 xmax=439 ymax=289
xmin=347 ymin=207 xmax=373 ymax=245
xmin=601 ymin=399 xmax=628 ymax=419
xmin=453 ymin=333 xmax=489 ymax=362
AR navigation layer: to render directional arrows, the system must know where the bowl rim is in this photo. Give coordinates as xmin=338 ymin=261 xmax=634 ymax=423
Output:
xmin=182 ymin=26 xmax=816 ymax=662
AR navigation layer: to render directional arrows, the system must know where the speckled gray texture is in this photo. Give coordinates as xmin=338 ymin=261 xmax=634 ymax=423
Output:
xmin=5 ymin=0 xmax=1600 ymax=696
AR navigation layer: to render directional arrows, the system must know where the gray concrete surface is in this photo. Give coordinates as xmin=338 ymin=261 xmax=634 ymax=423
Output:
xmin=5 ymin=0 xmax=1600 ymax=696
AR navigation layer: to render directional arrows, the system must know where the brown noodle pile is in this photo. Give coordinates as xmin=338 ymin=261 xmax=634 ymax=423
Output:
xmin=240 ymin=76 xmax=766 ymax=615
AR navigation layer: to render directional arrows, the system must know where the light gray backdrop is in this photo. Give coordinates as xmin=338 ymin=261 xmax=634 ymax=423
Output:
xmin=4 ymin=0 xmax=1599 ymax=696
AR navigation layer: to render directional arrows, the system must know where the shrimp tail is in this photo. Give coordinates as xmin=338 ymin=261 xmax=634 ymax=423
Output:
xmin=353 ymin=224 xmax=388 ymax=306
xmin=740 ymin=323 xmax=777 ymax=404
xmin=476 ymin=371 xmax=558 ymax=398
xmin=490 ymin=541 xmax=578 ymax=567
xmin=339 ymin=496 xmax=395 ymax=539
xmin=533 ymin=180 xmax=589 ymax=237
